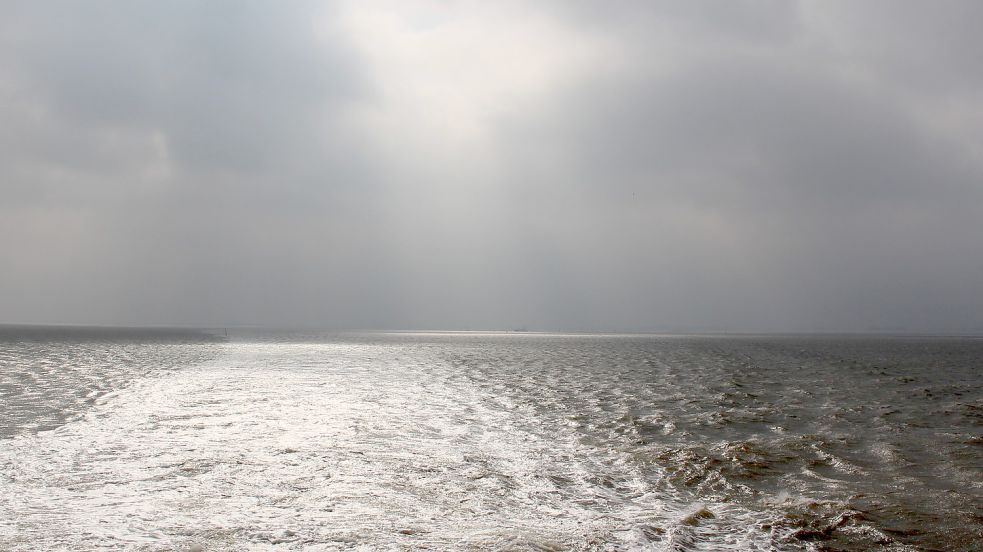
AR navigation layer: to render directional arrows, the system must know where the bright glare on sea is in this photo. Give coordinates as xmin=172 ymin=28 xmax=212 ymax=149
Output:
xmin=0 ymin=328 xmax=980 ymax=551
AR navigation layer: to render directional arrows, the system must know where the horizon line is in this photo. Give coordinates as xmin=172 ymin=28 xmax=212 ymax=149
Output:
xmin=2 ymin=322 xmax=982 ymax=339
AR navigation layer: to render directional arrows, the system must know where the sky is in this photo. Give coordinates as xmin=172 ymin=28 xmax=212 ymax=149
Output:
xmin=1 ymin=1 xmax=982 ymax=333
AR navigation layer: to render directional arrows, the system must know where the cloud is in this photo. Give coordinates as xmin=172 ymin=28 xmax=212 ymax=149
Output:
xmin=1 ymin=1 xmax=981 ymax=332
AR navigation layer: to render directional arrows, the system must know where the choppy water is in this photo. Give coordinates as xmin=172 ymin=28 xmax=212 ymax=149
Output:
xmin=1 ymin=328 xmax=981 ymax=551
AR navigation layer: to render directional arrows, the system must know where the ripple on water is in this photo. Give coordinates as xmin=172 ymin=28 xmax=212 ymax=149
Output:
xmin=0 ymin=332 xmax=981 ymax=551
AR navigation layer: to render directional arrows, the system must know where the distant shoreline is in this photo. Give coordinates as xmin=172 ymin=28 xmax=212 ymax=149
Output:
xmin=1 ymin=323 xmax=981 ymax=339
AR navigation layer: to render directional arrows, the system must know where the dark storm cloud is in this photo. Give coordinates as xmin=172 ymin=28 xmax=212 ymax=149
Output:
xmin=1 ymin=1 xmax=981 ymax=332
xmin=490 ymin=1 xmax=983 ymax=331
xmin=0 ymin=1 xmax=383 ymax=326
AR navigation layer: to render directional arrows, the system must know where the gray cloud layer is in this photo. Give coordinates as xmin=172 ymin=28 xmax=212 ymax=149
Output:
xmin=2 ymin=1 xmax=981 ymax=332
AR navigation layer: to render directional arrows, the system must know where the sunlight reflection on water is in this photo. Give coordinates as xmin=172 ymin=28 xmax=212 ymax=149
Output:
xmin=1 ymin=331 xmax=980 ymax=550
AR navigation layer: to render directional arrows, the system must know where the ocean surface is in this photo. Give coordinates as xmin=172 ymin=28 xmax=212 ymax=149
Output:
xmin=0 ymin=328 xmax=980 ymax=551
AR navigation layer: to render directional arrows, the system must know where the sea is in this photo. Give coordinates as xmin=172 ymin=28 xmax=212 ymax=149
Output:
xmin=0 ymin=327 xmax=980 ymax=551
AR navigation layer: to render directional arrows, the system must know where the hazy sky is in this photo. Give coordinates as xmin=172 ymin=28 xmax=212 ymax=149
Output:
xmin=2 ymin=1 xmax=982 ymax=332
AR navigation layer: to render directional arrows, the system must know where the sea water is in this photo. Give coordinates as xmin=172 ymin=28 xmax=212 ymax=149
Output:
xmin=1 ymin=328 xmax=980 ymax=550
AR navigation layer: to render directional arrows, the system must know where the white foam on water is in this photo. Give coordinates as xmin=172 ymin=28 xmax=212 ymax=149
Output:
xmin=0 ymin=340 xmax=786 ymax=551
